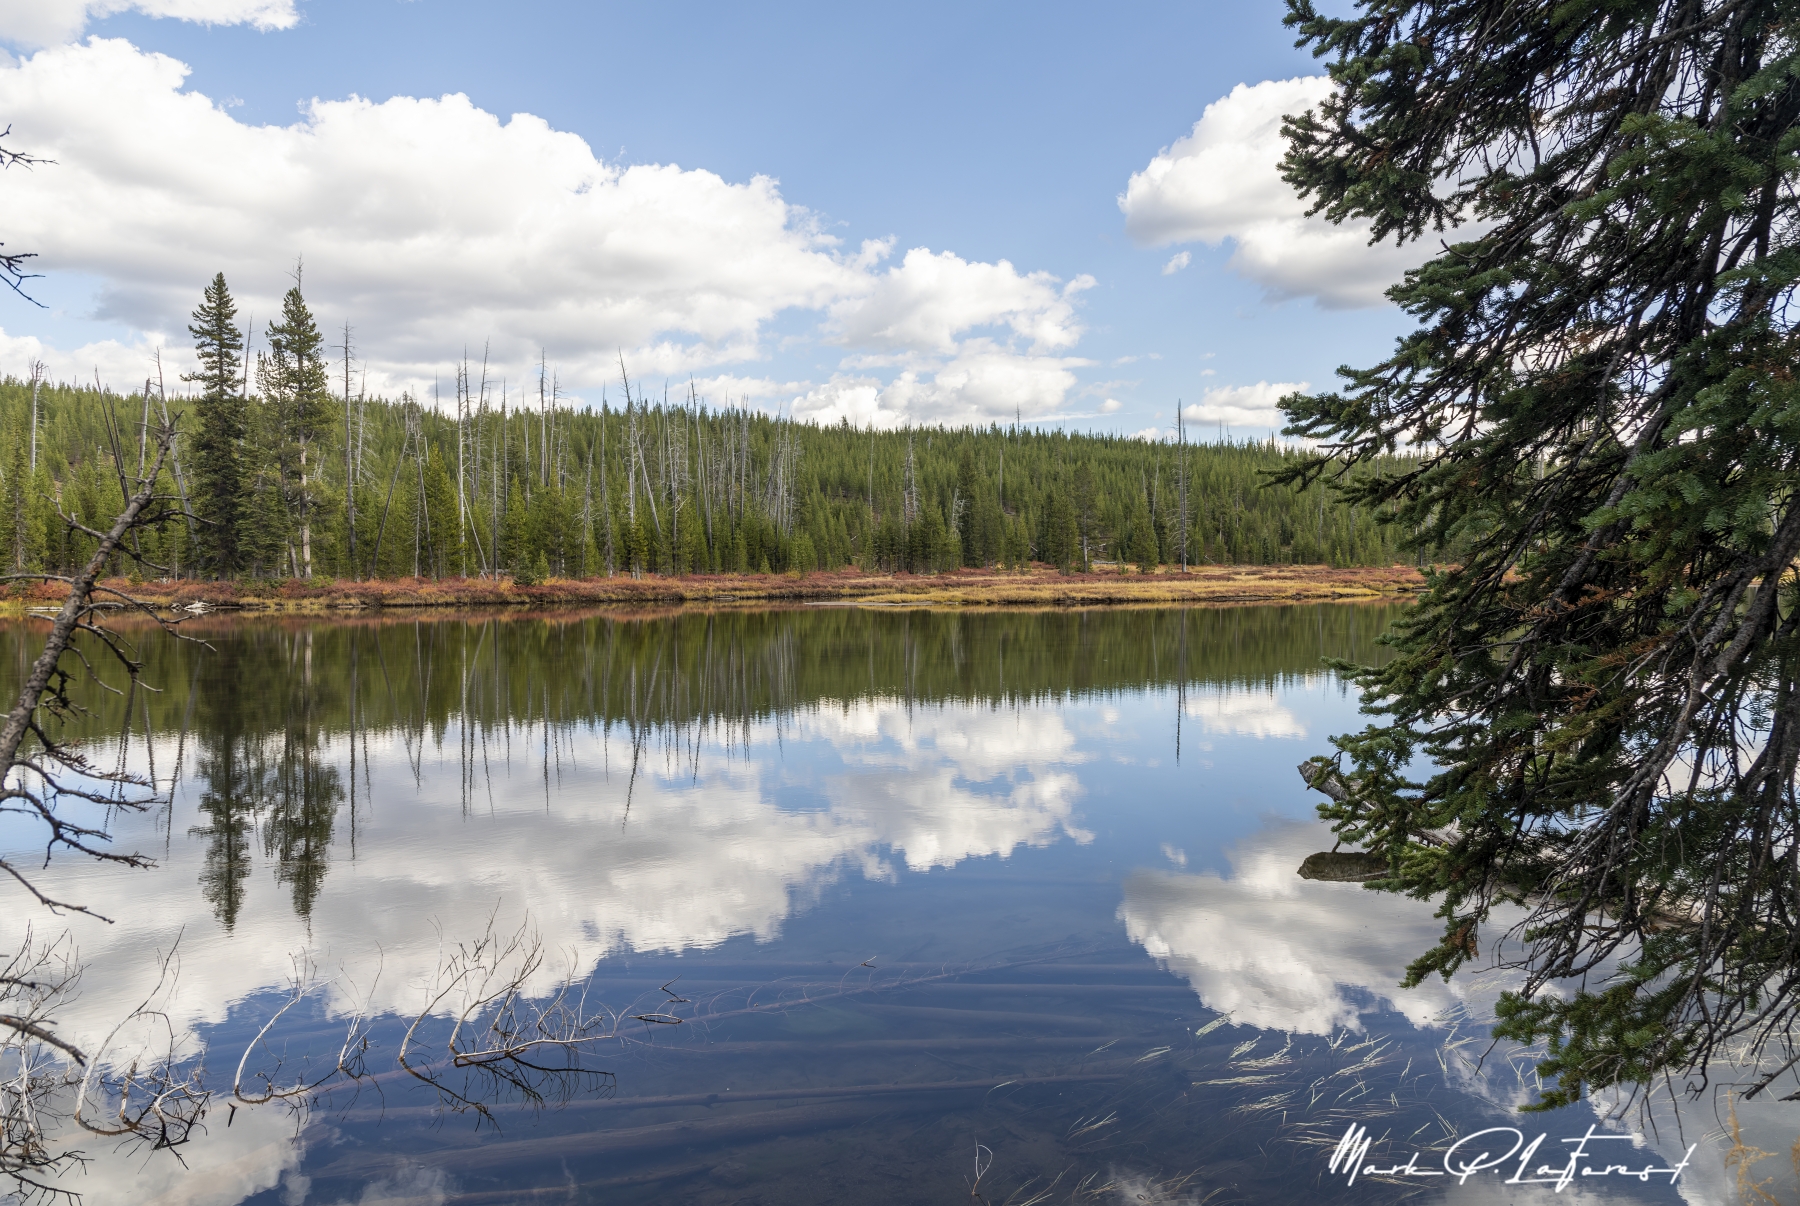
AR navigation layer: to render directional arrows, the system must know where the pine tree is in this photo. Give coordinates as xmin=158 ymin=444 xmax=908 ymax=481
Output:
xmin=183 ymin=273 xmax=247 ymax=574
xmin=1279 ymin=0 xmax=1800 ymax=1106
xmin=1043 ymin=488 xmax=1077 ymax=572
xmin=1127 ymin=494 xmax=1157 ymax=571
xmin=1071 ymin=463 xmax=1099 ymax=571
xmin=259 ymin=280 xmax=332 ymax=578
xmin=3 ymin=434 xmax=29 ymax=572
xmin=420 ymin=446 xmax=460 ymax=579
xmin=954 ymin=444 xmax=980 ymax=565
xmin=238 ymin=445 xmax=291 ymax=578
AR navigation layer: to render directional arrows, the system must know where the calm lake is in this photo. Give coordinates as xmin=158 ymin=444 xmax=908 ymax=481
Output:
xmin=0 ymin=605 xmax=1772 ymax=1205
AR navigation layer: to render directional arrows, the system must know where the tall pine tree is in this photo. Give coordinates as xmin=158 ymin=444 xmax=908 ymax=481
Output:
xmin=259 ymin=279 xmax=331 ymax=578
xmin=183 ymin=272 xmax=247 ymax=575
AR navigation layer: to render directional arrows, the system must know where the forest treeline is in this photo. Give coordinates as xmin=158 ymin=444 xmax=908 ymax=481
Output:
xmin=0 ymin=274 xmax=1417 ymax=584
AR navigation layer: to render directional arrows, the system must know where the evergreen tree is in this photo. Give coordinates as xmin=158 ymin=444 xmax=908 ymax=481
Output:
xmin=239 ymin=444 xmax=291 ymax=578
xmin=500 ymin=487 xmax=526 ymax=575
xmin=259 ymin=281 xmax=332 ymax=578
xmin=1278 ymin=0 xmax=1800 ymax=1105
xmin=1072 ymin=463 xmax=1099 ymax=571
xmin=954 ymin=444 xmax=980 ymax=565
xmin=420 ymin=445 xmax=460 ymax=578
xmin=915 ymin=502 xmax=949 ymax=572
xmin=183 ymin=273 xmax=247 ymax=574
xmin=971 ymin=492 xmax=1003 ymax=568
xmin=681 ymin=514 xmax=708 ymax=574
xmin=1127 ymin=494 xmax=1158 ymax=571
xmin=1003 ymin=513 xmax=1030 ymax=569
xmin=3 ymin=434 xmax=31 ymax=572
xmin=1043 ymin=487 xmax=1078 ymax=571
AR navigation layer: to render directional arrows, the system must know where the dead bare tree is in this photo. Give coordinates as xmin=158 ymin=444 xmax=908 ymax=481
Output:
xmin=0 ymin=930 xmax=89 ymax=1197
xmin=1 ymin=929 xmax=208 ymax=1202
xmin=0 ymin=126 xmax=48 ymax=303
xmin=0 ymin=421 xmax=188 ymax=919
xmin=394 ymin=915 xmax=621 ymax=1122
xmin=3 ymin=911 xmax=627 ymax=1202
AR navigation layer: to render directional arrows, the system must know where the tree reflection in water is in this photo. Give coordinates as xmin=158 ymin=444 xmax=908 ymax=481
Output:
xmin=186 ymin=629 xmax=347 ymax=926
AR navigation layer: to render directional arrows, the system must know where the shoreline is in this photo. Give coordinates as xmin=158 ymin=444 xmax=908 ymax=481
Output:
xmin=0 ymin=564 xmax=1423 ymax=615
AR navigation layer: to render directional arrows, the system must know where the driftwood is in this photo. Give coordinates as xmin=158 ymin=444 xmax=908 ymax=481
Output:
xmin=1296 ymin=851 xmax=1388 ymax=882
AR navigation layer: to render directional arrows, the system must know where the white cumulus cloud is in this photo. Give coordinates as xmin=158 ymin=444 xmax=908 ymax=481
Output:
xmin=1119 ymin=77 xmax=1429 ymax=309
xmin=1161 ymin=250 xmax=1190 ymax=275
xmin=1182 ymin=380 xmax=1306 ymax=430
xmin=0 ymin=37 xmax=1094 ymax=424
xmin=791 ymin=341 xmax=1092 ymax=429
xmin=0 ymin=327 xmax=173 ymax=393
xmin=0 ymin=0 xmax=296 ymax=48
xmin=0 ymin=38 xmax=865 ymax=395
xmin=831 ymin=247 xmax=1088 ymax=355
xmin=792 ymin=250 xmax=1095 ymax=427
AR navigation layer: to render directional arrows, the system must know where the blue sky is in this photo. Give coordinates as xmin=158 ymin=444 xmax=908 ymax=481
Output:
xmin=0 ymin=0 xmax=1420 ymax=437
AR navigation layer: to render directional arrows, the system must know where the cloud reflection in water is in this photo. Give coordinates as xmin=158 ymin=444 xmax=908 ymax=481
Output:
xmin=1119 ymin=819 xmax=1473 ymax=1034
xmin=2 ymin=697 xmax=1088 ymax=1051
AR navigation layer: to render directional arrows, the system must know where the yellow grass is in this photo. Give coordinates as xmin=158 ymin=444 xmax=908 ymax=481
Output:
xmin=1 ymin=563 xmax=1423 ymax=615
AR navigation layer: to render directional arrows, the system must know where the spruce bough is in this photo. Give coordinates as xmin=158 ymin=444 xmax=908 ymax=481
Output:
xmin=1278 ymin=0 xmax=1800 ymax=1107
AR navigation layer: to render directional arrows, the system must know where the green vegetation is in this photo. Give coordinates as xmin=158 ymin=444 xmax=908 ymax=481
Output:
xmin=1280 ymin=0 xmax=1800 ymax=1106
xmin=0 ymin=279 xmax=1417 ymax=585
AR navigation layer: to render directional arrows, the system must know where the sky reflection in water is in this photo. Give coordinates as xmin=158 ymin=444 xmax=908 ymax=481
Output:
xmin=0 ymin=606 xmax=1769 ymax=1205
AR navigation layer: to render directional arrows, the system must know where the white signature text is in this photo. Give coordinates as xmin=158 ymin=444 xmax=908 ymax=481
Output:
xmin=1327 ymin=1123 xmax=1695 ymax=1191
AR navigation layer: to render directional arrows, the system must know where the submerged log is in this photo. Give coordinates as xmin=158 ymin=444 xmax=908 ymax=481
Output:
xmin=1296 ymin=851 xmax=1389 ymax=882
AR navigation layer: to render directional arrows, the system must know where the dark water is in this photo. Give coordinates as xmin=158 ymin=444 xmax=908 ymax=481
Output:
xmin=0 ymin=606 xmax=1764 ymax=1205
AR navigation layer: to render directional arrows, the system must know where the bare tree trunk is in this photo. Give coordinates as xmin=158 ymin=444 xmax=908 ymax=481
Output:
xmin=150 ymin=359 xmax=198 ymax=567
xmin=342 ymin=321 xmax=357 ymax=579
xmin=298 ymin=439 xmax=312 ymax=578
xmin=600 ymin=404 xmax=613 ymax=575
xmin=27 ymin=359 xmax=43 ymax=473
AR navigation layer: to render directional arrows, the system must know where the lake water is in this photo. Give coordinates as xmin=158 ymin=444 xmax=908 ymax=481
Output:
xmin=0 ymin=605 xmax=1778 ymax=1205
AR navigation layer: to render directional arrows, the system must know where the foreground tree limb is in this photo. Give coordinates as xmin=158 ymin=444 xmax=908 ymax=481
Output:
xmin=0 ymin=124 xmax=47 ymax=303
xmin=1279 ymin=0 xmax=1800 ymax=1110
xmin=0 ymin=424 xmax=182 ymax=923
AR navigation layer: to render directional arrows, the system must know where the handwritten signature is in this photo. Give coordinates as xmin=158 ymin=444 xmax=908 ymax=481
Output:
xmin=1327 ymin=1123 xmax=1695 ymax=1190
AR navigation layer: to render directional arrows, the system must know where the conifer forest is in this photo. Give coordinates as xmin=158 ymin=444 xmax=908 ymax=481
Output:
xmin=0 ymin=275 xmax=1413 ymax=586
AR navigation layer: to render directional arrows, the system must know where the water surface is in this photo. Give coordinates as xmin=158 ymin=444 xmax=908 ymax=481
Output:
xmin=0 ymin=606 xmax=1760 ymax=1204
